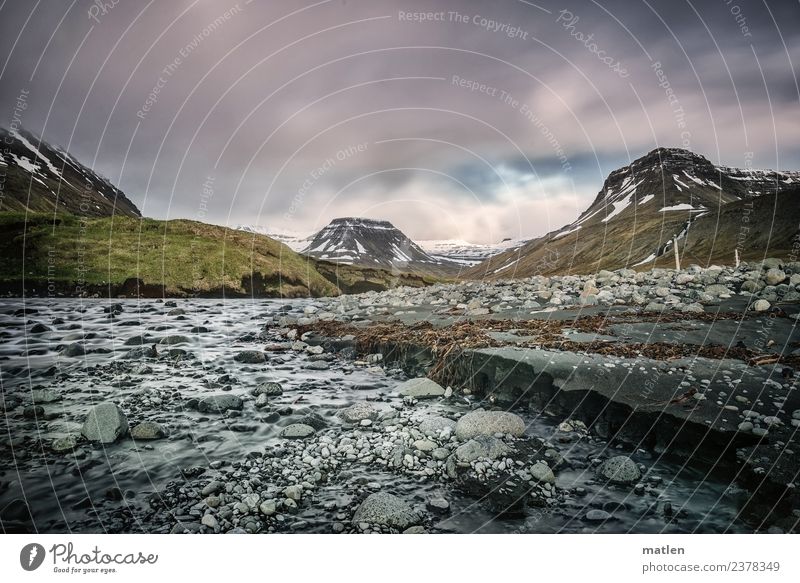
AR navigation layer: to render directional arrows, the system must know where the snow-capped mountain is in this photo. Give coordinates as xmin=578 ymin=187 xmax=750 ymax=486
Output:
xmin=0 ymin=127 xmax=141 ymax=217
xmin=465 ymin=147 xmax=800 ymax=279
xmin=302 ymin=217 xmax=462 ymax=276
xmin=235 ymin=225 xmax=310 ymax=252
xmin=417 ymin=238 xmax=525 ymax=266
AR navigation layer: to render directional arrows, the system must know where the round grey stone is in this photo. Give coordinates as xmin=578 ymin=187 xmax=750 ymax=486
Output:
xmin=596 ymin=456 xmax=641 ymax=485
xmin=455 ymin=410 xmax=525 ymax=440
xmin=418 ymin=416 xmax=456 ymax=437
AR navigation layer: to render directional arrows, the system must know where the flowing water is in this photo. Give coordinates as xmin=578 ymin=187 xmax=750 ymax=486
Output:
xmin=0 ymin=298 xmax=751 ymax=533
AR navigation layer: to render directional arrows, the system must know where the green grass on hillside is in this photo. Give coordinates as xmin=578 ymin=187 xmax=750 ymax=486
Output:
xmin=0 ymin=212 xmax=339 ymax=297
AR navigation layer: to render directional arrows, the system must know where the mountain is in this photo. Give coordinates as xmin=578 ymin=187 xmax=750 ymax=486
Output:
xmin=417 ymin=238 xmax=526 ymax=266
xmin=301 ymin=217 xmax=462 ymax=276
xmin=463 ymin=147 xmax=800 ymax=279
xmin=0 ymin=128 xmax=141 ymax=217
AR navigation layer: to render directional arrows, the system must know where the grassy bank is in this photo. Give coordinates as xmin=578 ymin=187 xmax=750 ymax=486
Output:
xmin=0 ymin=213 xmax=341 ymax=297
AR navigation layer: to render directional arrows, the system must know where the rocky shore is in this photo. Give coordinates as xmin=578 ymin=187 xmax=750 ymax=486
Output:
xmin=1 ymin=260 xmax=798 ymax=534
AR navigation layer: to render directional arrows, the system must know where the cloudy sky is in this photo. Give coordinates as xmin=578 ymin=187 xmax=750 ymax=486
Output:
xmin=1 ymin=0 xmax=798 ymax=243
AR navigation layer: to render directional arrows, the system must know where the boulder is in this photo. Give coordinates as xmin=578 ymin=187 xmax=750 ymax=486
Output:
xmin=130 ymin=421 xmax=166 ymax=440
xmin=51 ymin=435 xmax=79 ymax=453
xmin=338 ymin=402 xmax=378 ymax=424
xmin=234 ymin=350 xmax=267 ymax=364
xmin=765 ymin=269 xmax=786 ymax=285
xmin=280 ymin=423 xmax=316 ymax=439
xmin=352 ymin=493 xmax=420 ymax=530
xmin=61 ymin=343 xmax=86 ymax=357
xmin=418 ymin=416 xmax=456 ymax=438
xmin=455 ymin=410 xmax=526 ymax=440
xmin=198 ymin=394 xmax=243 ymax=413
xmin=81 ymin=402 xmax=128 ymax=443
xmin=31 ymin=389 xmax=61 ymax=404
xmin=252 ymin=382 xmax=283 ymax=396
xmin=596 ymin=456 xmax=641 ymax=484
xmin=752 ymin=299 xmax=771 ymax=312
xmin=397 ymin=377 xmax=445 ymax=399
xmin=454 ymin=436 xmax=510 ymax=462
xmin=530 ymin=461 xmax=556 ymax=484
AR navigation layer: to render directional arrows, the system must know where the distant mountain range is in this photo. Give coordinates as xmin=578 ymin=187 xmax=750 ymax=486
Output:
xmin=464 ymin=147 xmax=800 ymax=279
xmin=235 ymin=225 xmax=522 ymax=269
xmin=0 ymin=128 xmax=140 ymax=217
xmin=4 ymin=128 xmax=798 ymax=294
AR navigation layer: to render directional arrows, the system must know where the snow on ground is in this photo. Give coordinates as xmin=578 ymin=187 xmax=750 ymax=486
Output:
xmin=659 ymin=204 xmax=706 ymax=212
xmin=632 ymin=252 xmax=657 ymax=266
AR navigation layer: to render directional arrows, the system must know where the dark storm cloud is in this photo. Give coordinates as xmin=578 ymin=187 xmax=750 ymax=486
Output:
xmin=0 ymin=0 xmax=797 ymax=242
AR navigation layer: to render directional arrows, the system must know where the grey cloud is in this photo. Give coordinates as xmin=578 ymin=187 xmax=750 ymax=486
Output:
xmin=0 ymin=0 xmax=797 ymax=241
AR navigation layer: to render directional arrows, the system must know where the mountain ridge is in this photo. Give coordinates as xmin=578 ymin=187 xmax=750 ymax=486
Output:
xmin=0 ymin=127 xmax=141 ymax=217
xmin=301 ymin=217 xmax=463 ymax=277
xmin=463 ymin=147 xmax=800 ymax=279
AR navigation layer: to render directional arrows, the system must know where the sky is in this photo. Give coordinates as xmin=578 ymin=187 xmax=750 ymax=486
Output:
xmin=1 ymin=0 xmax=798 ymax=243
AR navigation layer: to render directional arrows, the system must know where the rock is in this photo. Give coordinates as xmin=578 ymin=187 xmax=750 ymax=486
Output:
xmin=283 ymin=485 xmax=303 ymax=501
xmin=124 ymin=345 xmax=157 ymax=359
xmin=201 ymin=514 xmax=218 ymax=529
xmin=255 ymin=393 xmax=269 ymax=408
xmin=201 ymin=481 xmax=224 ymax=496
xmin=426 ymin=497 xmax=450 ymax=514
xmin=418 ymin=416 xmax=456 ymax=437
xmin=530 ymin=461 xmax=556 ymax=484
xmin=61 ymin=343 xmax=86 ymax=357
xmin=259 ymin=500 xmax=276 ymax=516
xmin=596 ymin=456 xmax=641 ymax=485
xmin=280 ymin=423 xmax=316 ymax=439
xmin=30 ymin=323 xmax=51 ymax=333
xmin=454 ymin=410 xmax=526 ymax=440
xmin=352 ymin=493 xmax=420 ymax=530
xmin=252 ymin=382 xmax=283 ymax=396
xmin=338 ymin=402 xmax=378 ymax=424
xmin=681 ymin=302 xmax=704 ymax=314
xmin=130 ymin=421 xmax=166 ymax=440
xmin=752 ymin=299 xmax=771 ymax=312
xmin=413 ymin=439 xmax=437 ymax=452
xmin=198 ymin=394 xmax=243 ymax=413
xmin=304 ymin=361 xmax=330 ymax=370
xmin=585 ymin=509 xmax=612 ymax=522
xmin=454 ymin=436 xmax=510 ymax=462
xmin=234 ymin=350 xmax=266 ymax=364
xmin=159 ymin=335 xmax=189 ymax=345
xmin=81 ymin=402 xmax=128 ymax=444
xmin=31 ymin=389 xmax=61 ymax=403
xmin=397 ymin=377 xmax=445 ymax=399
xmin=764 ymin=268 xmax=786 ymax=285
xmin=704 ymin=284 xmax=730 ymax=296
xmin=740 ymin=280 xmax=759 ymax=293
xmin=51 ymin=435 xmax=79 ymax=453
xmin=23 ymin=405 xmax=43 ymax=419
xmin=403 ymin=526 xmax=426 ymax=534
